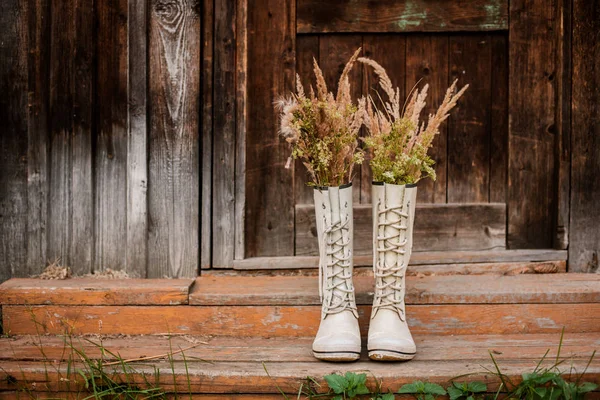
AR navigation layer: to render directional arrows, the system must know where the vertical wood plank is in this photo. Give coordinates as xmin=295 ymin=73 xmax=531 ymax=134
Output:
xmin=318 ymin=35 xmax=362 ymax=202
xmin=554 ymin=0 xmax=571 ymax=251
xmin=405 ymin=34 xmax=448 ymax=204
xmin=0 ymin=0 xmax=28 ymax=280
xmin=48 ymin=0 xmax=94 ymax=275
xmin=294 ymin=35 xmax=319 ymax=205
xmin=200 ymin=0 xmax=214 ymax=268
xmin=245 ymin=0 xmax=295 ymax=257
xmin=148 ymin=0 xmax=201 ymax=277
xmin=212 ymin=0 xmax=236 ymax=268
xmin=234 ymin=0 xmax=248 ymax=260
xmin=448 ymin=34 xmax=492 ymax=203
xmin=127 ymin=0 xmax=149 ymax=276
xmin=26 ymin=0 xmax=50 ymax=276
xmin=489 ymin=34 xmax=508 ymax=203
xmin=569 ymin=0 xmax=599 ymax=272
xmin=508 ymin=0 xmax=557 ymax=248
xmin=95 ymin=0 xmax=129 ymax=273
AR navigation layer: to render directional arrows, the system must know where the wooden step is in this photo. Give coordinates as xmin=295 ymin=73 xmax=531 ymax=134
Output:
xmin=2 ymin=274 xmax=599 ymax=336
xmin=0 ymin=333 xmax=598 ymax=395
xmin=1 ymin=333 xmax=598 ymax=363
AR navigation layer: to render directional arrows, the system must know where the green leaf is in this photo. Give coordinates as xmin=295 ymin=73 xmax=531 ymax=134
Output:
xmin=398 ymin=383 xmax=418 ymax=394
xmin=467 ymin=381 xmax=487 ymax=393
xmin=324 ymin=374 xmax=348 ymax=394
xmin=447 ymin=386 xmax=464 ymax=400
xmin=423 ymin=383 xmax=447 ymax=396
xmin=578 ymin=382 xmax=598 ymax=393
xmin=466 ymin=396 xmax=474 ymax=400
xmin=379 ymin=393 xmax=395 ymax=400
xmin=332 ymin=395 xmax=343 ymax=400
xmin=533 ymin=387 xmax=547 ymax=398
xmin=415 ymin=381 xmax=426 ymax=393
xmin=424 ymin=394 xmax=435 ymax=400
xmin=356 ymin=385 xmax=371 ymax=395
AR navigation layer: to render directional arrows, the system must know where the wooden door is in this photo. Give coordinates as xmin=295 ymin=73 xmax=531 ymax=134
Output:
xmin=239 ymin=0 xmax=569 ymax=267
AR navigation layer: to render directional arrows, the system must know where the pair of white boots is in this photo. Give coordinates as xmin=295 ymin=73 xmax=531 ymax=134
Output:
xmin=312 ymin=182 xmax=417 ymax=362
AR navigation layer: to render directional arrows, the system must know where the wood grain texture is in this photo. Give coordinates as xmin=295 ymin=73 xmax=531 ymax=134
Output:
xmin=148 ymin=0 xmax=201 ymax=277
xmin=554 ymin=0 xmax=571 ymax=251
xmin=2 ymin=359 xmax=598 ymax=394
xmin=190 ymin=273 xmax=600 ymax=306
xmin=2 ymin=333 xmax=597 ymax=363
xmin=0 ymin=278 xmax=194 ymax=305
xmin=405 ymin=34 xmax=448 ymax=204
xmin=296 ymin=203 xmax=506 ymax=255
xmin=448 ymin=34 xmax=492 ymax=203
xmin=212 ymin=0 xmax=236 ymax=268
xmin=0 ymin=0 xmax=28 ymax=281
xmin=234 ymin=0 xmax=248 ymax=261
xmin=361 ymin=35 xmax=406 ymax=204
xmin=4 ymin=303 xmax=600 ymax=337
xmin=297 ymin=0 xmax=509 ymax=33
xmin=95 ymin=0 xmax=129 ymax=274
xmin=569 ymin=0 xmax=600 ymax=272
xmin=245 ymin=0 xmax=295 ymax=257
xmin=318 ymin=35 xmax=363 ymax=202
xmin=47 ymin=0 xmax=95 ymax=275
xmin=489 ymin=34 xmax=509 ymax=203
xmin=127 ymin=0 xmax=150 ymax=277
xmin=200 ymin=0 xmax=213 ymax=269
xmin=508 ymin=0 xmax=557 ymax=248
xmin=294 ymin=35 xmax=319 ymax=205
xmin=233 ymin=249 xmax=568 ymax=270
xmin=25 ymin=0 xmax=50 ymax=277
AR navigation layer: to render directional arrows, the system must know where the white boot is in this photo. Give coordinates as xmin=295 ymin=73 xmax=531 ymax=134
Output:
xmin=368 ymin=182 xmax=417 ymax=361
xmin=312 ymin=183 xmax=361 ymax=362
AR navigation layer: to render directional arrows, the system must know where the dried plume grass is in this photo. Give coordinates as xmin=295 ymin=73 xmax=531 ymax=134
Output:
xmin=276 ymin=48 xmax=366 ymax=187
xmin=359 ymin=57 xmax=468 ymax=184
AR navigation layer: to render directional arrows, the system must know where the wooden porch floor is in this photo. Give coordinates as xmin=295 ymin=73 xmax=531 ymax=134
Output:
xmin=1 ymin=264 xmax=599 ymax=398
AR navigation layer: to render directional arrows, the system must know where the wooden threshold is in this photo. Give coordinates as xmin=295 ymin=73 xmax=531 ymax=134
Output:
xmin=233 ymin=249 xmax=568 ymax=270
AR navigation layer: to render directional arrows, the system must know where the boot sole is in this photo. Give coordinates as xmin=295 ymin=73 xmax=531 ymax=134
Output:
xmin=368 ymin=349 xmax=416 ymax=361
xmin=312 ymin=351 xmax=361 ymax=362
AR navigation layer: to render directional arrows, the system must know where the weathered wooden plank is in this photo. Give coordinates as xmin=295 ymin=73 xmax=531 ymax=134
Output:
xmin=25 ymin=0 xmax=50 ymax=277
xmin=361 ymin=35 xmax=406 ymax=204
xmin=294 ymin=35 xmax=319 ymax=205
xmin=0 ymin=0 xmax=28 ymax=282
xmin=4 ymin=303 xmax=599 ymax=336
xmin=1 ymin=359 xmax=599 ymax=395
xmin=245 ymin=0 xmax=295 ymax=257
xmin=234 ymin=0 xmax=248 ymax=262
xmin=405 ymin=34 xmax=448 ymax=204
xmin=0 ymin=278 xmax=193 ymax=305
xmin=296 ymin=203 xmax=506 ymax=255
xmin=2 ymin=333 xmax=597 ymax=363
xmin=95 ymin=0 xmax=129 ymax=274
xmin=200 ymin=0 xmax=214 ymax=269
xmin=569 ymin=0 xmax=600 ymax=272
xmin=47 ymin=0 xmax=95 ymax=275
xmin=127 ymin=0 xmax=149 ymax=277
xmin=148 ymin=0 xmax=201 ymax=277
xmin=234 ymin=249 xmax=568 ymax=270
xmin=297 ymin=0 xmax=509 ymax=33
xmin=554 ymin=0 xmax=571 ymax=251
xmin=212 ymin=0 xmax=237 ymax=268
xmin=0 ymin=392 xmax=294 ymax=400
xmin=508 ymin=0 xmax=557 ymax=248
xmin=191 ymin=274 xmax=600 ymax=306
xmin=448 ymin=34 xmax=492 ymax=203
xmin=489 ymin=34 xmax=509 ymax=203
xmin=318 ymin=35 xmax=363 ymax=202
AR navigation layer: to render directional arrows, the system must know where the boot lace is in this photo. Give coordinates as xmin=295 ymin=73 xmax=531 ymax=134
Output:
xmin=319 ymin=210 xmax=358 ymax=318
xmin=372 ymin=199 xmax=410 ymax=320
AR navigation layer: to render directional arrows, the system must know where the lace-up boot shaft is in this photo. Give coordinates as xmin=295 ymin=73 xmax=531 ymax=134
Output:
xmin=312 ymin=184 xmax=360 ymax=362
xmin=369 ymin=182 xmax=417 ymax=361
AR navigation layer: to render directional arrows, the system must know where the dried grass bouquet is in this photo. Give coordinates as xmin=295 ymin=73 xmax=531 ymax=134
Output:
xmin=359 ymin=57 xmax=468 ymax=185
xmin=276 ymin=48 xmax=367 ymax=187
